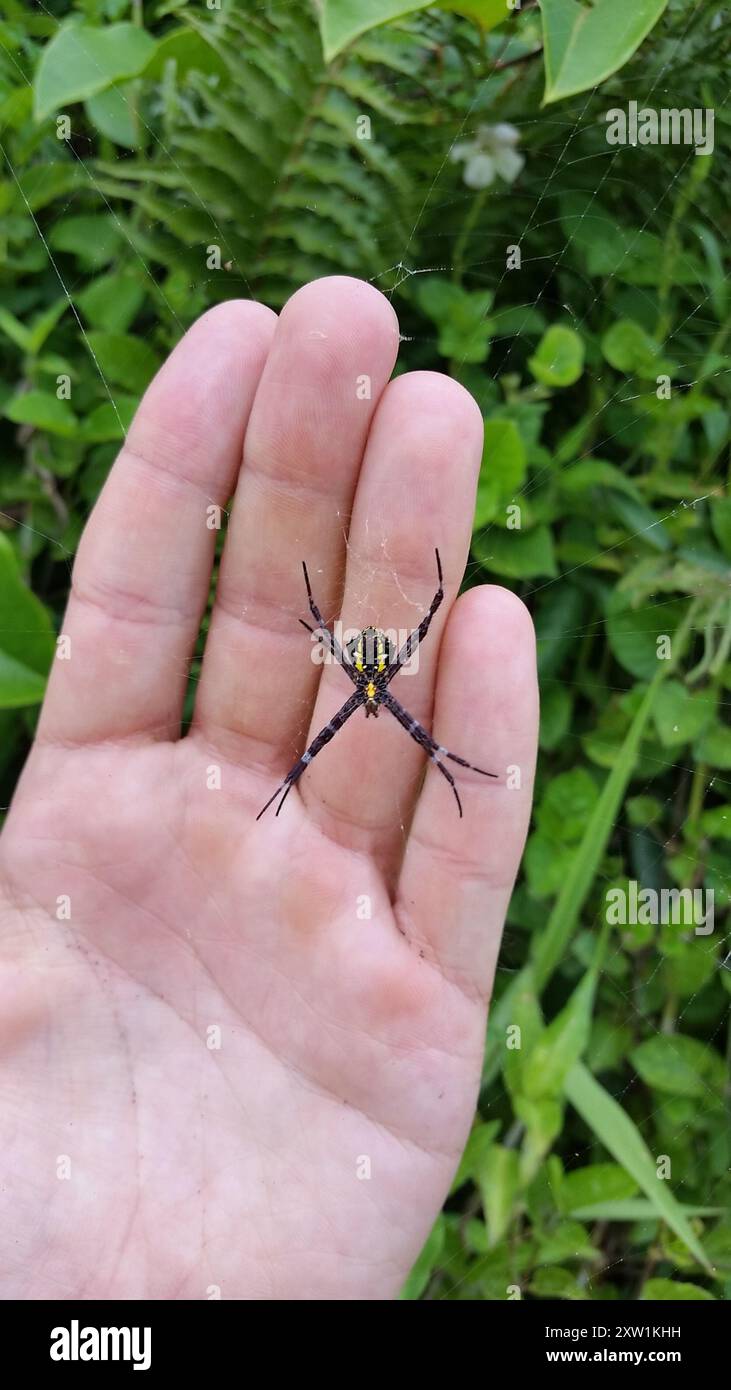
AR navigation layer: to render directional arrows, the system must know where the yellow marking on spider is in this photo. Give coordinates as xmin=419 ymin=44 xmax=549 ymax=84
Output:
xmin=366 ymin=680 xmax=376 ymax=699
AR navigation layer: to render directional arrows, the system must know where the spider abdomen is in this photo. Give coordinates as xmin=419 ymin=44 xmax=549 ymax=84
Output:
xmin=351 ymin=626 xmax=390 ymax=676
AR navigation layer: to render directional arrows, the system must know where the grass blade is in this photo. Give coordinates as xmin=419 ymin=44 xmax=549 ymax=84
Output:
xmin=564 ymin=1061 xmax=713 ymax=1273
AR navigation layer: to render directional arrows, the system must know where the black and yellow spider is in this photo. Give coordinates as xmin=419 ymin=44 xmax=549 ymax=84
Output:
xmin=256 ymin=550 xmax=497 ymax=820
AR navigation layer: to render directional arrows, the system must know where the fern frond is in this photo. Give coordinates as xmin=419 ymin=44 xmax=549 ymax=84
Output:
xmin=96 ymin=0 xmax=438 ymax=306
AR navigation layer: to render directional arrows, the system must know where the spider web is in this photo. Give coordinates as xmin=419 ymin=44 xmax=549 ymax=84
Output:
xmin=0 ymin=0 xmax=729 ymax=1301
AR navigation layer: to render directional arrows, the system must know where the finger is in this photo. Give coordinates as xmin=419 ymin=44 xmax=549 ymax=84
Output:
xmin=192 ymin=276 xmax=400 ymax=766
xmin=397 ymin=585 xmax=538 ymax=1001
xmin=301 ymin=371 xmax=484 ymax=855
xmin=37 ymin=300 xmax=276 ymax=746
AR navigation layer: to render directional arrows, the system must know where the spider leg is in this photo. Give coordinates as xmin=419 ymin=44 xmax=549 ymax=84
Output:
xmin=380 ymin=689 xmax=497 ymax=818
xmin=256 ymin=690 xmax=365 ymax=819
xmin=384 ymin=548 xmax=444 ymax=683
xmin=301 ymin=561 xmax=358 ymax=686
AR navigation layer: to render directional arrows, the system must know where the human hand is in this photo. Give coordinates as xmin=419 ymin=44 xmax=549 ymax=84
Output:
xmin=0 ymin=277 xmax=537 ymax=1300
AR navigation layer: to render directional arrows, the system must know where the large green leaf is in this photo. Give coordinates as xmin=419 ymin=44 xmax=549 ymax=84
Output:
xmin=34 ymin=22 xmax=155 ymax=121
xmin=564 ymin=1062 xmax=712 ymax=1272
xmin=319 ymin=1 xmax=505 ymax=61
xmin=539 ymin=0 xmax=669 ymax=105
xmin=141 ymin=27 xmax=229 ymax=82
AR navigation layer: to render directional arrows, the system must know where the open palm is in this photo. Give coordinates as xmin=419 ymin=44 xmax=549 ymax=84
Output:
xmin=0 ymin=278 xmax=537 ymax=1300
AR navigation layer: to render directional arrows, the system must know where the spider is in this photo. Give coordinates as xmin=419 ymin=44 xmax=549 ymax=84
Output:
xmin=256 ymin=549 xmax=497 ymax=820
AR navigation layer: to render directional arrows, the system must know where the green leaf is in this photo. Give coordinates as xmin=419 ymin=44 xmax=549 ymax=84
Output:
xmin=141 ymin=28 xmax=230 ymax=82
xmin=515 ymin=1095 xmax=564 ymax=1182
xmin=606 ymin=593 xmax=685 ymax=680
xmin=560 ymin=194 xmax=679 ymax=284
xmin=16 ymin=162 xmax=85 ymax=212
xmin=532 ymin=675 xmax=663 ymax=989
xmin=652 ymin=679 xmax=716 ymax=748
xmin=539 ymin=0 xmax=669 ymax=105
xmin=474 ymin=419 xmax=526 ymax=528
xmin=605 ymin=492 xmax=671 ymax=552
xmin=48 ymin=214 xmax=122 ymax=270
xmin=399 ymin=1217 xmax=445 ymax=1299
xmin=535 ymin=584 xmax=586 ymax=678
xmin=418 ymin=278 xmax=493 ymax=364
xmin=536 ymin=1219 xmax=598 ymax=1265
xmin=3 ymin=389 xmax=78 ymax=437
xmin=524 ymin=972 xmax=597 ymax=1100
xmin=79 ymin=396 xmax=138 ymax=443
xmin=478 ymin=1145 xmax=520 ymax=1249
xmin=694 ymin=725 xmax=731 ymax=770
xmin=536 ymin=768 xmax=599 ymax=843
xmin=539 ymin=685 xmax=572 ymax=752
xmin=631 ymin=1034 xmax=726 ymax=1100
xmin=320 ymin=1 xmax=419 ymax=60
xmin=0 ymin=299 xmax=68 ymax=356
xmin=0 ymin=650 xmax=48 ymax=709
xmin=485 ymin=661 xmax=673 ymax=1086
xmin=34 ymin=22 xmax=156 ymax=122
xmin=710 ymin=498 xmax=731 ymax=562
xmin=602 ymin=318 xmax=669 ymax=379
xmin=559 ymin=458 xmax=641 ymax=500
xmin=530 ymin=1265 xmax=587 ymax=1299
xmin=85 ymin=333 xmax=161 ymax=395
xmin=0 ymin=534 xmax=55 ymax=682
xmin=24 ymin=299 xmax=69 ymax=356
xmin=641 ymin=1278 xmax=715 ymax=1300
xmin=78 ymin=271 xmax=145 ymax=333
xmin=564 ymin=1062 xmax=713 ymax=1272
xmin=0 ymin=307 xmax=31 ymax=352
xmin=319 ymin=0 xmax=504 ymax=62
xmin=524 ymin=833 xmax=575 ymax=898
xmin=528 ymin=324 xmax=584 ymax=387
xmin=503 ymin=969 xmax=545 ymax=1101
xmin=450 ymin=1120 xmax=501 ymax=1193
xmin=561 ymin=1163 xmax=639 ymax=1214
xmin=473 ymin=524 xmax=557 ymax=579
xmin=85 ymin=83 xmax=139 ymax=149
xmin=440 ymin=1 xmax=507 ymax=26
xmin=571 ymin=1199 xmax=722 ymax=1222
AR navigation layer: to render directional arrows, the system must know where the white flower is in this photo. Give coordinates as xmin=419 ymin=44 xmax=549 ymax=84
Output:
xmin=450 ymin=122 xmax=525 ymax=188
xmin=492 ymin=122 xmax=521 ymax=145
xmin=463 ymin=153 xmax=496 ymax=188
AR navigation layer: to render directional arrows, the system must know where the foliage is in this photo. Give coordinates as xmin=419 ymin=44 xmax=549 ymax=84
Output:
xmin=0 ymin=0 xmax=729 ymax=1300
